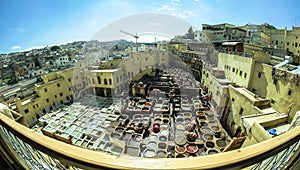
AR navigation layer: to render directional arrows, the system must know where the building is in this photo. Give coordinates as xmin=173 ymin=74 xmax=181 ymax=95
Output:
xmin=202 ymin=23 xmax=247 ymax=42
xmin=0 ymin=37 xmax=299 ymax=170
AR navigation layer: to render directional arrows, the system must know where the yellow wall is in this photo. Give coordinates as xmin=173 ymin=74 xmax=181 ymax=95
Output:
xmin=7 ymin=50 xmax=170 ymax=127
xmin=250 ymin=63 xmax=300 ymax=119
xmin=271 ymin=26 xmax=300 ymax=56
xmin=218 ymin=52 xmax=254 ymax=88
xmin=13 ymin=68 xmax=85 ymax=127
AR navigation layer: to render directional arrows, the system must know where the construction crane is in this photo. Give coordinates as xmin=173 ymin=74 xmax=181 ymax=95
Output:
xmin=120 ymin=30 xmax=139 ymax=51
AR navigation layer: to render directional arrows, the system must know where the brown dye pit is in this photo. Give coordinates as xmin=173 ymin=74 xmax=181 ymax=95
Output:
xmin=175 ymin=146 xmax=186 ymax=154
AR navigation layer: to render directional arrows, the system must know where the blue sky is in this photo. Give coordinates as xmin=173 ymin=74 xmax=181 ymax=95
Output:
xmin=1 ymin=0 xmax=299 ymax=54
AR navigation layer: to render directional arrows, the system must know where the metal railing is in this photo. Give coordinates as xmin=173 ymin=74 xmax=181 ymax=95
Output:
xmin=0 ymin=112 xmax=299 ymax=170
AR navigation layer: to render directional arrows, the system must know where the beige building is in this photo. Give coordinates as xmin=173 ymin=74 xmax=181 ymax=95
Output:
xmin=4 ymin=50 xmax=170 ymax=127
xmin=239 ymin=23 xmax=274 ymax=46
xmin=270 ymin=26 xmax=300 ymax=56
xmin=218 ymin=51 xmax=270 ymax=89
xmin=90 ymin=68 xmax=124 ymax=96
xmin=203 ymin=23 xmax=246 ymax=42
xmin=250 ymin=63 xmax=300 ymax=119
xmin=201 ymin=66 xmax=233 ymax=117
xmin=224 ymin=85 xmax=288 ymax=146
xmin=6 ymin=67 xmax=86 ymax=127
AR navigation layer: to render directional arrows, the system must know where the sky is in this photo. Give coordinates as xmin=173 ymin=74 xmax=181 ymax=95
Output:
xmin=0 ymin=0 xmax=299 ymax=54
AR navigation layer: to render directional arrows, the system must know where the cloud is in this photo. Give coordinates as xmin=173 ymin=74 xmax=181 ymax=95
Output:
xmin=10 ymin=46 xmax=21 ymax=50
xmin=15 ymin=27 xmax=26 ymax=33
xmin=183 ymin=10 xmax=198 ymax=18
xmin=171 ymin=10 xmax=198 ymax=19
xmin=158 ymin=5 xmax=175 ymax=12
xmin=171 ymin=0 xmax=182 ymax=7
xmin=24 ymin=44 xmax=61 ymax=51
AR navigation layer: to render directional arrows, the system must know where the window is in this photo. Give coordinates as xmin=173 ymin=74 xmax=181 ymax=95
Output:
xmin=44 ymin=88 xmax=48 ymax=92
xmin=232 ymin=68 xmax=235 ymax=72
xmin=244 ymin=73 xmax=247 ymax=78
xmin=54 ymin=94 xmax=57 ymax=98
xmin=111 ymin=63 xmax=113 ymax=66
xmin=295 ymin=43 xmax=298 ymax=47
xmin=258 ymin=72 xmax=262 ymax=78
xmin=231 ymin=98 xmax=235 ymax=102
xmin=60 ymin=92 xmax=63 ymax=97
xmin=271 ymin=99 xmax=276 ymax=104
xmin=287 ymin=42 xmax=289 ymax=46
xmin=24 ymin=109 xmax=29 ymax=114
xmin=116 ymin=77 xmax=119 ymax=83
xmin=46 ymin=99 xmax=49 ymax=103
xmin=239 ymin=107 xmax=244 ymax=116
xmin=97 ymin=76 xmax=101 ymax=84
xmin=92 ymin=78 xmax=95 ymax=84
xmin=68 ymin=78 xmax=71 ymax=82
xmin=109 ymin=79 xmax=112 ymax=85
xmin=276 ymin=40 xmax=278 ymax=45
xmin=69 ymin=87 xmax=71 ymax=91
xmin=104 ymin=79 xmax=107 ymax=85
xmin=288 ymin=89 xmax=292 ymax=96
xmin=146 ymin=57 xmax=148 ymax=61
xmin=57 ymin=83 xmax=60 ymax=87
xmin=239 ymin=71 xmax=242 ymax=76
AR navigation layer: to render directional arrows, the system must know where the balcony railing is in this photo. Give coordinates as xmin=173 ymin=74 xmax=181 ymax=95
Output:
xmin=0 ymin=112 xmax=299 ymax=169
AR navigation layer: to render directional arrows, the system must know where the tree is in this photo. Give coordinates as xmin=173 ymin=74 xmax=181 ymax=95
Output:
xmin=50 ymin=45 xmax=60 ymax=51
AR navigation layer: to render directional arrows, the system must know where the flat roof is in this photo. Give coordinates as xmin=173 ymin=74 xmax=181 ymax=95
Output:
xmin=90 ymin=68 xmax=122 ymax=73
xmin=222 ymin=42 xmax=241 ymax=46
